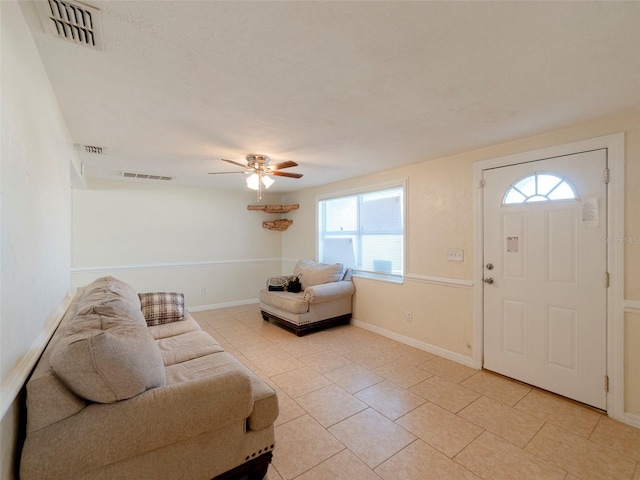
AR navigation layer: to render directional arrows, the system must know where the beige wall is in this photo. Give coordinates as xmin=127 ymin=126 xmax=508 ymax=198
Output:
xmin=1 ymin=2 xmax=78 ymax=477
xmin=72 ymin=180 xmax=286 ymax=308
xmin=283 ymin=108 xmax=640 ymax=415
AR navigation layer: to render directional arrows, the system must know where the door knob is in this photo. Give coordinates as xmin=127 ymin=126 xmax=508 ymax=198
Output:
xmin=483 ymin=277 xmax=494 ymax=285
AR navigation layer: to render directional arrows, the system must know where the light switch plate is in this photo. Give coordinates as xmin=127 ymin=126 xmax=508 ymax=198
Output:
xmin=447 ymin=249 xmax=464 ymax=261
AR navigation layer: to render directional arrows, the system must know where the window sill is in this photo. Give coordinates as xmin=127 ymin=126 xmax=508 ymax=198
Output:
xmin=352 ymin=271 xmax=404 ymax=285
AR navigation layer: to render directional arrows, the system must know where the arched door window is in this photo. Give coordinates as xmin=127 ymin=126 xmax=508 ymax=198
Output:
xmin=503 ymin=173 xmax=577 ymax=205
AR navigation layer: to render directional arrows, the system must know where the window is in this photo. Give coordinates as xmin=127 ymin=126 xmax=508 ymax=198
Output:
xmin=318 ymin=185 xmax=404 ymax=279
xmin=503 ymin=173 xmax=577 ymax=205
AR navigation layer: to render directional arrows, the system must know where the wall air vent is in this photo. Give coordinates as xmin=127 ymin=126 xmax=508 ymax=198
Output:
xmin=122 ymin=172 xmax=174 ymax=182
xmin=36 ymin=0 xmax=104 ymax=51
xmin=84 ymin=145 xmax=104 ymax=154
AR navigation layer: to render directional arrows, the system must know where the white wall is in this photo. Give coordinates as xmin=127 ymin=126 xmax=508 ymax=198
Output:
xmin=283 ymin=108 xmax=640 ymax=417
xmin=72 ymin=180 xmax=287 ymax=308
xmin=1 ymin=2 xmax=78 ymax=477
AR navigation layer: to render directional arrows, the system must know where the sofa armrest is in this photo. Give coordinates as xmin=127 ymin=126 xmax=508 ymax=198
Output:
xmin=303 ymin=281 xmax=355 ymax=304
xmin=21 ymin=369 xmax=253 ymax=480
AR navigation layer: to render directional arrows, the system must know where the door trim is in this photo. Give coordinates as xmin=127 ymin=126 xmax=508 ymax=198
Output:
xmin=472 ymin=133 xmax=625 ymax=421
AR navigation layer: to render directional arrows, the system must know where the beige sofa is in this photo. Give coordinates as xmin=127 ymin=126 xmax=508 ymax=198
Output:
xmin=20 ymin=277 xmax=278 ymax=480
xmin=259 ymin=259 xmax=355 ymax=336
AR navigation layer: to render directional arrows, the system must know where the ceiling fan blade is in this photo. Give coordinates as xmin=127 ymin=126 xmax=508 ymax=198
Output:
xmin=271 ymin=171 xmax=303 ymax=179
xmin=221 ymin=158 xmax=248 ymax=169
xmin=270 ymin=161 xmax=298 ymax=170
xmin=208 ymin=171 xmax=246 ymax=175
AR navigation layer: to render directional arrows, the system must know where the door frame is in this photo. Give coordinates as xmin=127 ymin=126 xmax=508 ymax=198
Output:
xmin=472 ymin=133 xmax=625 ymax=420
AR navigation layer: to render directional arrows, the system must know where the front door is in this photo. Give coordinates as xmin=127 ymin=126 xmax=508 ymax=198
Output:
xmin=483 ymin=149 xmax=607 ymax=409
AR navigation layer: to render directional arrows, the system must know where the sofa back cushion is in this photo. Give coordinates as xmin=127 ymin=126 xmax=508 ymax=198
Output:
xmin=293 ymin=259 xmax=344 ymax=290
xmin=50 ymin=314 xmax=166 ymax=403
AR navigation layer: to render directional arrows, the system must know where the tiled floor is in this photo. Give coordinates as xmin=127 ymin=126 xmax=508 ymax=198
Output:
xmin=191 ymin=305 xmax=640 ymax=480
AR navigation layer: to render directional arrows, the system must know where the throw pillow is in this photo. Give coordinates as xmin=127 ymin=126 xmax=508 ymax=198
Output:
xmin=138 ymin=292 xmax=185 ymax=326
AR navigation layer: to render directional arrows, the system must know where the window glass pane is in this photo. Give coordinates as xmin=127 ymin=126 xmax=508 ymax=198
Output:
xmin=513 ymin=176 xmax=536 ymax=197
xmin=504 ymin=189 xmax=526 ymax=204
xmin=318 ymin=186 xmax=404 ymax=277
xmin=548 ymin=181 xmax=577 ymax=200
xmin=325 ymin=196 xmax=357 ymax=232
xmin=526 ymin=195 xmax=548 ymax=202
xmin=537 ymin=174 xmax=562 ymax=196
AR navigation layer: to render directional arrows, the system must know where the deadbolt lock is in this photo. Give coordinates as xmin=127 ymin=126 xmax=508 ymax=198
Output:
xmin=486 ymin=263 xmax=494 ymax=270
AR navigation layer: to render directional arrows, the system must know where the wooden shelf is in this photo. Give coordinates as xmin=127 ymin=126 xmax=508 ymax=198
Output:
xmin=262 ymin=219 xmax=293 ymax=231
xmin=247 ymin=204 xmax=300 ymax=214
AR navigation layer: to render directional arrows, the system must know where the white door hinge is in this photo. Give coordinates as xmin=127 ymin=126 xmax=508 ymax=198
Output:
xmin=605 ymin=375 xmax=609 ymax=392
xmin=605 ymin=272 xmax=610 ymax=288
xmin=478 ymin=179 xmax=486 ymax=188
xmin=604 ymin=168 xmax=610 ymax=184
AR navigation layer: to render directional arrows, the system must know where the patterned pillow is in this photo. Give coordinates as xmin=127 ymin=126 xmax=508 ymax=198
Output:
xmin=138 ymin=292 xmax=185 ymax=326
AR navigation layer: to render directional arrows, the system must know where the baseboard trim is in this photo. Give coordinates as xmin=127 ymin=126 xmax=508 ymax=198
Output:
xmin=0 ymin=293 xmax=74 ymax=420
xmin=623 ymin=300 xmax=640 ymax=315
xmin=623 ymin=412 xmax=640 ymax=429
xmin=404 ymin=273 xmax=474 ymax=289
xmin=350 ymin=318 xmax=479 ymax=369
xmin=71 ymin=257 xmax=282 ymax=273
xmin=188 ymin=298 xmax=259 ymax=312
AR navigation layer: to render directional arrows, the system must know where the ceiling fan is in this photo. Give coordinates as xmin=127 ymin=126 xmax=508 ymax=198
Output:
xmin=209 ymin=154 xmax=303 ymax=201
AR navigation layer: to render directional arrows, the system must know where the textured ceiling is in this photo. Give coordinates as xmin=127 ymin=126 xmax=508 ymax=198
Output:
xmin=19 ymin=1 xmax=640 ymax=192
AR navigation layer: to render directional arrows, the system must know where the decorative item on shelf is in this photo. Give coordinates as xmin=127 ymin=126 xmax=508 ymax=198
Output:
xmin=262 ymin=219 xmax=293 ymax=231
xmin=247 ymin=204 xmax=300 ymax=214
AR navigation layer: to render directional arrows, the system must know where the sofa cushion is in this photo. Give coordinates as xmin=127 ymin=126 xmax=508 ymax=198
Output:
xmin=147 ymin=315 xmax=202 ymax=340
xmin=156 ymin=331 xmax=224 ymax=366
xmin=293 ymin=259 xmax=343 ymax=290
xmin=50 ymin=319 xmax=166 ymax=403
xmin=139 ymin=292 xmax=185 ymax=326
xmin=76 ymin=277 xmax=145 ymax=325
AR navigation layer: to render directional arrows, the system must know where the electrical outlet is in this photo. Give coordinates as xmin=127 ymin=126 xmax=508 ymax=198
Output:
xmin=447 ymin=248 xmax=464 ymax=261
xmin=200 ymin=287 xmax=206 ymax=295
xmin=406 ymin=311 xmax=413 ymax=322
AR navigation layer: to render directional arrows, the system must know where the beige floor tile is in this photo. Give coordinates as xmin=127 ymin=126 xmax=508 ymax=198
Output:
xmin=514 ymin=388 xmax=602 ymax=438
xmin=525 ymin=423 xmax=636 ymax=480
xmin=410 ymin=376 xmax=480 ymax=413
xmin=460 ymin=371 xmax=530 ymax=406
xmin=265 ymin=463 xmax=283 ymax=480
xmin=634 ymin=462 xmax=640 ymax=480
xmin=251 ymin=352 xmax=305 ymax=377
xmin=273 ymin=415 xmax=344 ymax=480
xmin=389 ymin=345 xmax=437 ymax=366
xmin=273 ymin=390 xmax=306 ymax=427
xmin=278 ymin=336 xmax=327 ymax=358
xmin=328 ymin=408 xmax=416 ymax=468
xmin=396 ymin=402 xmax=483 ymax=458
xmin=373 ymin=360 xmax=433 ymax=388
xmin=418 ymin=356 xmax=477 ymax=383
xmin=375 ymin=440 xmax=480 ymax=480
xmin=296 ymin=449 xmax=382 ymax=480
xmin=458 ymin=396 xmax=544 ymax=448
xmin=590 ymin=416 xmax=640 ymax=462
xmin=300 ymin=350 xmax=354 ymax=374
xmin=355 ymin=380 xmax=426 ymax=420
xmin=296 ymin=384 xmax=368 ymax=428
xmin=455 ymin=431 xmax=567 ymax=480
xmin=271 ymin=366 xmax=332 ymax=399
xmin=324 ymin=363 xmax=385 ymax=394
xmin=345 ymin=346 xmax=399 ymax=370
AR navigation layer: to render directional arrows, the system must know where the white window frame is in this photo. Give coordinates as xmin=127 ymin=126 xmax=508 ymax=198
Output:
xmin=316 ymin=179 xmax=407 ymax=283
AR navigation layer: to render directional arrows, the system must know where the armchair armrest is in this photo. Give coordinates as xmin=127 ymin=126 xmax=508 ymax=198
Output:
xmin=303 ymin=281 xmax=355 ymax=304
xmin=21 ymin=370 xmax=253 ymax=480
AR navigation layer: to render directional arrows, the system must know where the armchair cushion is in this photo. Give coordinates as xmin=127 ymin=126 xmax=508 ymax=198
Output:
xmin=293 ymin=259 xmax=343 ymax=290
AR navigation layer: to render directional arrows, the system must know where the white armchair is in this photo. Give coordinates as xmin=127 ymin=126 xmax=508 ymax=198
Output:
xmin=259 ymin=259 xmax=355 ymax=336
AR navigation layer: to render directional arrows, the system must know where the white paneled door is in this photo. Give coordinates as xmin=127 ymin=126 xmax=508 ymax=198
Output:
xmin=483 ymin=149 xmax=607 ymax=409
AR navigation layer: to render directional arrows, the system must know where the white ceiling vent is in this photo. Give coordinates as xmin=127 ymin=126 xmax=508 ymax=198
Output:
xmin=83 ymin=145 xmax=104 ymax=154
xmin=36 ymin=0 xmax=104 ymax=51
xmin=122 ymin=172 xmax=174 ymax=182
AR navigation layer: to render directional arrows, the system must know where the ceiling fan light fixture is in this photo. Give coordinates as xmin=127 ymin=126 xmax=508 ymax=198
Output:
xmin=262 ymin=175 xmax=274 ymax=189
xmin=246 ymin=173 xmax=260 ymax=190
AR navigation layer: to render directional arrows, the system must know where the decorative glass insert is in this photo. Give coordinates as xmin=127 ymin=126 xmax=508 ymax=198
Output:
xmin=503 ymin=173 xmax=577 ymax=205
